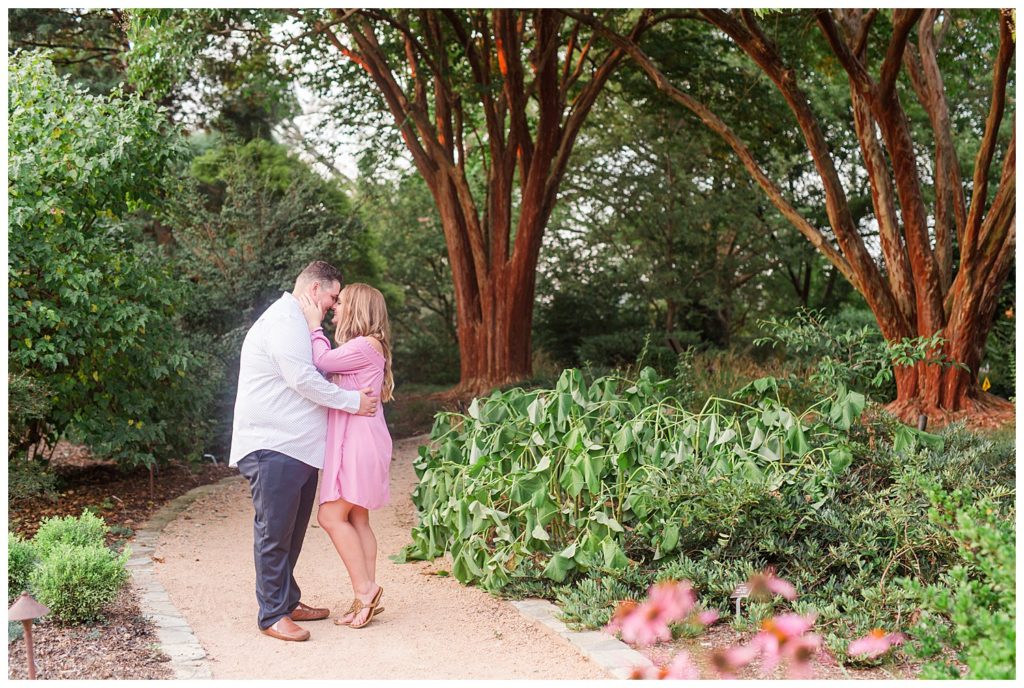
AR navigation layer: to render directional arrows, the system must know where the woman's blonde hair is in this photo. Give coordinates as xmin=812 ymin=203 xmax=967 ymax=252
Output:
xmin=333 ymin=283 xmax=394 ymax=402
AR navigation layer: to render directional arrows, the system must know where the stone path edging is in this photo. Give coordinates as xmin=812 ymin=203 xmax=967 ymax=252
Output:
xmin=512 ymin=599 xmax=654 ymax=679
xmin=126 ymin=475 xmax=244 ymax=680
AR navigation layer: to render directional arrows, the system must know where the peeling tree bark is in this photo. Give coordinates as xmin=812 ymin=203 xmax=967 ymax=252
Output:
xmin=571 ymin=8 xmax=1015 ymax=423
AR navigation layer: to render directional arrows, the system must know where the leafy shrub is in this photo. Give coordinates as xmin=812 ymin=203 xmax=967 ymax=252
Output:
xmin=756 ymin=308 xmax=960 ymax=401
xmin=8 ymin=535 xmax=38 ymax=600
xmin=901 ymin=483 xmax=1016 ymax=679
xmin=9 ymin=52 xmax=212 ymax=467
xmin=29 ymin=543 xmax=130 ymax=624
xmin=576 ymin=331 xmax=693 ymax=374
xmin=7 ymin=458 xmax=60 ymax=501
xmin=32 ymin=511 xmax=109 ymax=558
xmin=401 ymin=367 xmax=870 ymax=591
xmin=7 ymin=372 xmax=52 ymax=458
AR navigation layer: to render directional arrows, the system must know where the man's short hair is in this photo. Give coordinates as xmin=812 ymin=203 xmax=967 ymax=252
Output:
xmin=295 ymin=261 xmax=343 ymax=290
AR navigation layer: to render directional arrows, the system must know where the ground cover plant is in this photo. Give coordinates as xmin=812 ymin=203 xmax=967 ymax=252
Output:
xmin=401 ymin=366 xmax=1015 ymax=672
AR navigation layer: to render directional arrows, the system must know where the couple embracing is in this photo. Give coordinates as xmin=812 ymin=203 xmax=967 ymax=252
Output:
xmin=228 ymin=261 xmax=394 ymax=641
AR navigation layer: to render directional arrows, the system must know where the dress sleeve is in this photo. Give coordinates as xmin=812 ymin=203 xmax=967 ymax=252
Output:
xmin=310 ymin=330 xmax=373 ymax=375
xmin=264 ymin=323 xmax=360 ymax=412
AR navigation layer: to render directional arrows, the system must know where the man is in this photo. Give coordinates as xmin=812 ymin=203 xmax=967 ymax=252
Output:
xmin=229 ymin=261 xmax=378 ymax=642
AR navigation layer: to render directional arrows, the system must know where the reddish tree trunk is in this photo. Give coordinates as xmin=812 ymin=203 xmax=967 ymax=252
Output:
xmin=574 ymin=9 xmax=1015 ymax=425
xmin=315 ymin=9 xmax=650 ymax=394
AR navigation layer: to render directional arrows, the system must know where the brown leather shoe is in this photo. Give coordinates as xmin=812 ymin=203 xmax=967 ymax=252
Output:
xmin=291 ymin=601 xmax=330 ymax=622
xmin=261 ymin=617 xmax=310 ymax=642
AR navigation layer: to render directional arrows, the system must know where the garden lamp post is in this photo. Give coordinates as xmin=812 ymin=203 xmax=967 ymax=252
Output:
xmin=8 ymin=592 xmax=49 ymax=679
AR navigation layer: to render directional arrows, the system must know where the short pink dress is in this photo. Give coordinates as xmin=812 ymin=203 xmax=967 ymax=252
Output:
xmin=310 ymin=331 xmax=393 ymax=509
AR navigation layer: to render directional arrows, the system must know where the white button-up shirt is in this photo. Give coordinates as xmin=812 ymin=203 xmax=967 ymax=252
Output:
xmin=228 ymin=292 xmax=360 ymax=468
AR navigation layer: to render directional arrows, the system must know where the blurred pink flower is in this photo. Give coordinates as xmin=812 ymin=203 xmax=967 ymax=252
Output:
xmin=649 ymin=579 xmax=697 ymax=620
xmin=781 ymin=633 xmax=823 ymax=678
xmin=848 ymin=629 xmax=907 ymax=659
xmin=605 ymin=581 xmax=699 ymax=647
xmin=745 ymin=570 xmax=798 ymax=601
xmin=665 ymin=651 xmax=700 ymax=679
xmin=745 ymin=614 xmax=821 ymax=677
xmin=710 ymin=643 xmax=758 ymax=679
xmin=696 ymin=609 xmax=720 ymax=626
xmin=604 ymin=599 xmax=639 ymax=636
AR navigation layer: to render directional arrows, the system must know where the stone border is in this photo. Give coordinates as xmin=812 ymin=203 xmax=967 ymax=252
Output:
xmin=126 ymin=475 xmax=243 ymax=680
xmin=511 ymin=599 xmax=654 ymax=679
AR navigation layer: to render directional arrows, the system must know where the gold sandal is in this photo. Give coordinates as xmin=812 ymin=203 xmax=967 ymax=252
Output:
xmin=333 ymin=598 xmax=385 ymax=625
xmin=349 ymin=586 xmax=384 ymax=629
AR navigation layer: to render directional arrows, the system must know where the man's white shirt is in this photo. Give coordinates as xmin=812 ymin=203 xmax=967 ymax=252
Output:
xmin=228 ymin=292 xmax=359 ymax=468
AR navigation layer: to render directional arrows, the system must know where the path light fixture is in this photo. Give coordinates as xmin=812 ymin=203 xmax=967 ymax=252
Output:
xmin=8 ymin=592 xmax=49 ymax=679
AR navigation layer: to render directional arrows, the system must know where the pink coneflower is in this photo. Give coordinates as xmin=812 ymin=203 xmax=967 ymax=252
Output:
xmin=848 ymin=629 xmax=907 ymax=659
xmin=781 ymin=633 xmax=823 ymax=678
xmin=709 ymin=643 xmax=758 ymax=679
xmin=617 ymin=600 xmax=675 ymax=645
xmin=751 ymin=614 xmax=820 ymax=676
xmin=696 ymin=609 xmax=720 ymax=626
xmin=665 ymin=651 xmax=700 ymax=679
xmin=605 ymin=581 xmax=699 ymax=647
xmin=648 ymin=579 xmax=697 ymax=620
xmin=604 ymin=599 xmax=639 ymax=636
xmin=745 ymin=570 xmax=798 ymax=601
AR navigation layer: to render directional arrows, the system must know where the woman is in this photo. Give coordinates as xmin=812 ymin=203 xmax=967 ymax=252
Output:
xmin=300 ymin=283 xmax=394 ymax=629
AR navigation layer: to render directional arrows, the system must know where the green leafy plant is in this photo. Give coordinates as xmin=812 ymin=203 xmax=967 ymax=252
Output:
xmin=8 ymin=535 xmax=38 ymax=601
xmin=7 ymin=457 xmax=60 ymax=502
xmin=401 ymin=366 xmax=1014 ymax=668
xmin=8 ymin=51 xmax=211 ymax=469
xmin=32 ymin=511 xmax=109 ymax=558
xmin=901 ymin=483 xmax=1016 ymax=679
xmin=756 ymin=309 xmax=964 ymax=400
xmin=400 ymin=367 xmax=870 ymax=592
xmin=29 ymin=543 xmax=130 ymax=624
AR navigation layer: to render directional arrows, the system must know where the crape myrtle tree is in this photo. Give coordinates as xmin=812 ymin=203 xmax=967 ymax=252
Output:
xmin=572 ymin=9 xmax=1015 ymax=422
xmin=128 ymin=9 xmax=660 ymax=393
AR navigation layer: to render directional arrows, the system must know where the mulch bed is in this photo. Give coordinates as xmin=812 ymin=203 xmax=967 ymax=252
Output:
xmin=7 ymin=588 xmax=173 ymax=680
xmin=9 ymin=443 xmax=235 ymax=542
xmin=8 ymin=443 xmax=235 ymax=680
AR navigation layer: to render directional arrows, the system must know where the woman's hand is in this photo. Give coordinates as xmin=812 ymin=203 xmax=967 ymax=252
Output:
xmin=299 ymin=294 xmax=323 ymax=331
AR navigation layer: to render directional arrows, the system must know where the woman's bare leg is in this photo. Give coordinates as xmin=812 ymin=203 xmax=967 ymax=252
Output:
xmin=317 ymin=499 xmax=380 ymax=625
xmin=338 ymin=506 xmax=377 ymax=624
xmin=350 ymin=506 xmax=377 ymax=581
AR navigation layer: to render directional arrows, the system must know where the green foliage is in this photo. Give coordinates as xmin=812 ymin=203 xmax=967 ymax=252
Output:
xmin=7 ymin=458 xmax=60 ymax=502
xmin=901 ymin=483 xmax=1016 ymax=679
xmin=32 ymin=511 xmax=110 ymax=559
xmin=8 ymin=52 xmax=211 ymax=467
xmin=354 ymin=167 xmax=458 ymax=386
xmin=8 ymin=535 xmax=38 ymax=601
xmin=29 ymin=543 xmax=130 ymax=624
xmin=554 ymin=576 xmax=634 ymax=630
xmin=7 ymin=372 xmax=53 ymax=455
xmin=8 ymin=9 xmax=129 ymax=95
xmin=403 ymin=366 xmax=1014 ymax=666
xmin=756 ymin=309 xmax=962 ymax=401
xmin=401 ymin=367 xmax=869 ymax=593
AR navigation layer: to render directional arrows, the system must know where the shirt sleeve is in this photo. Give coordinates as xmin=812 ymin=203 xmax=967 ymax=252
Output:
xmin=310 ymin=330 xmax=374 ymax=374
xmin=266 ymin=323 xmax=361 ymax=413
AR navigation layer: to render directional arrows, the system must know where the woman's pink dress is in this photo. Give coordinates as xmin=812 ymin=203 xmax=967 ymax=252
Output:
xmin=310 ymin=331 xmax=393 ymax=509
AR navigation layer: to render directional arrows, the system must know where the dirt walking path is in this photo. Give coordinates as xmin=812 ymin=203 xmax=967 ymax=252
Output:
xmin=151 ymin=435 xmax=609 ymax=680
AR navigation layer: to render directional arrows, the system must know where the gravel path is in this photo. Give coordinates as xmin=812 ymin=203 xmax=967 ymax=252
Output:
xmin=151 ymin=435 xmax=609 ymax=680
